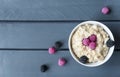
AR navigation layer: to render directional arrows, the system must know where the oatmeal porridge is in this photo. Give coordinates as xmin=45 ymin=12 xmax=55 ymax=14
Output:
xmin=71 ymin=23 xmax=110 ymax=63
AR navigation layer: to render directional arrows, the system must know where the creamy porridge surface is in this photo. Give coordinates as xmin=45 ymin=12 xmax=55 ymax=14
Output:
xmin=71 ymin=24 xmax=109 ymax=63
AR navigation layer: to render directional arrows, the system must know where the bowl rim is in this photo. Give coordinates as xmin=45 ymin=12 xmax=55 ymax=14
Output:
xmin=68 ymin=21 xmax=115 ymax=67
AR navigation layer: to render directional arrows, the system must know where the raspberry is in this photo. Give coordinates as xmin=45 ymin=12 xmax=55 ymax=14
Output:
xmin=58 ymin=58 xmax=66 ymax=66
xmin=89 ymin=42 xmax=96 ymax=50
xmin=82 ymin=38 xmax=90 ymax=46
xmin=102 ymin=7 xmax=110 ymax=14
xmin=48 ymin=47 xmax=56 ymax=54
xmin=89 ymin=34 xmax=97 ymax=42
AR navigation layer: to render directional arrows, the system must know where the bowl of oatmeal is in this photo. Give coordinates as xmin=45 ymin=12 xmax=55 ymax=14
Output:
xmin=68 ymin=21 xmax=115 ymax=67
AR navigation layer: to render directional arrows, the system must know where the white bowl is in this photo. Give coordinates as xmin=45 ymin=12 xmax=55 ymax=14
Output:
xmin=68 ymin=21 xmax=115 ymax=67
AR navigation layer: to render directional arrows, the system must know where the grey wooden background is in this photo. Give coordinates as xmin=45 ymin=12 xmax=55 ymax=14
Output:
xmin=0 ymin=0 xmax=120 ymax=77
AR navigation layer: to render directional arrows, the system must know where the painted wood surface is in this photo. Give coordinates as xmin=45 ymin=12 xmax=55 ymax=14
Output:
xmin=0 ymin=51 xmax=119 ymax=77
xmin=0 ymin=0 xmax=120 ymax=77
xmin=0 ymin=22 xmax=119 ymax=49
xmin=0 ymin=0 xmax=120 ymax=20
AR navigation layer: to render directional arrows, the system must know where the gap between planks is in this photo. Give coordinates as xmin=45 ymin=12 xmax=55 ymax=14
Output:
xmin=0 ymin=20 xmax=120 ymax=23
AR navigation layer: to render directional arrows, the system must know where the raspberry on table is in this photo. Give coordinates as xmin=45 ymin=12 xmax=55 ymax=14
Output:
xmin=48 ymin=47 xmax=56 ymax=54
xmin=102 ymin=7 xmax=110 ymax=14
xmin=58 ymin=58 xmax=66 ymax=66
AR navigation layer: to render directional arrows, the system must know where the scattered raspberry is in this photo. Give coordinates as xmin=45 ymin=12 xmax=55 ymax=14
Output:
xmin=48 ymin=47 xmax=56 ymax=54
xmin=102 ymin=7 xmax=110 ymax=14
xmin=58 ymin=58 xmax=66 ymax=66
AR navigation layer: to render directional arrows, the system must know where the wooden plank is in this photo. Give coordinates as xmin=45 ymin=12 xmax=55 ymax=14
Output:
xmin=0 ymin=0 xmax=120 ymax=20
xmin=0 ymin=22 xmax=119 ymax=49
xmin=0 ymin=52 xmax=4 ymax=77
xmin=0 ymin=51 xmax=119 ymax=77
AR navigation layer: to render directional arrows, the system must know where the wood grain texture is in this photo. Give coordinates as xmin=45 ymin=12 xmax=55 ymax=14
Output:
xmin=0 ymin=0 xmax=120 ymax=20
xmin=0 ymin=22 xmax=119 ymax=49
xmin=0 ymin=51 xmax=119 ymax=77
xmin=0 ymin=0 xmax=119 ymax=77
